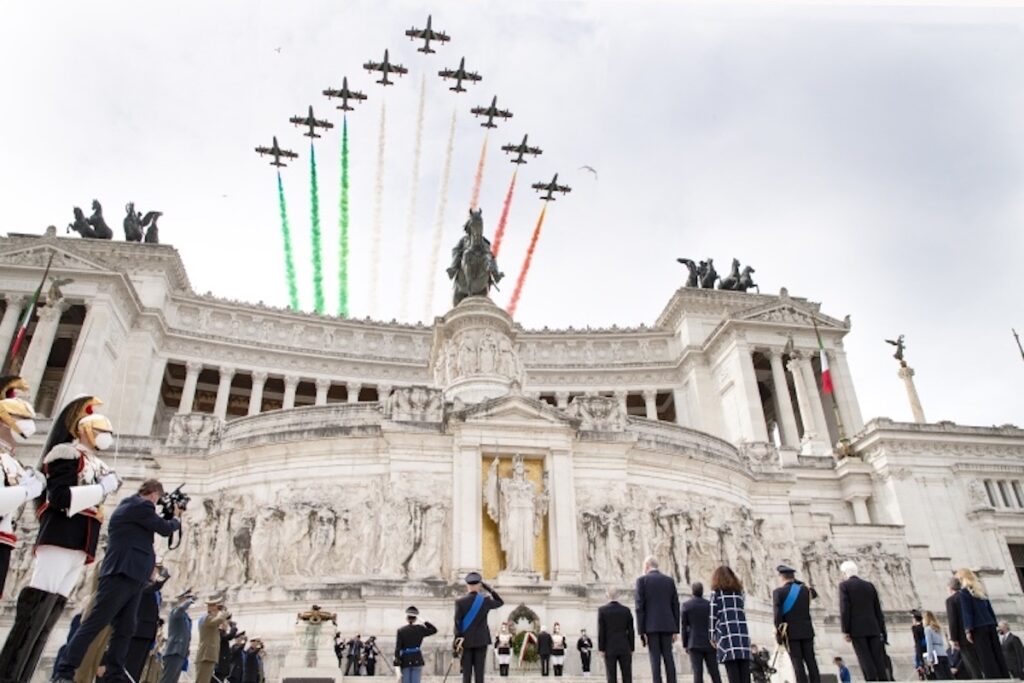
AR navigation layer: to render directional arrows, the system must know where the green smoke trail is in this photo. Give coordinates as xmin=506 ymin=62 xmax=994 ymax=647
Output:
xmin=338 ymin=116 xmax=350 ymax=317
xmin=276 ymin=171 xmax=299 ymax=310
xmin=309 ymin=142 xmax=324 ymax=314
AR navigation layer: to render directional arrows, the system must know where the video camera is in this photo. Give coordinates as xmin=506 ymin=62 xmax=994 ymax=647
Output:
xmin=158 ymin=484 xmax=190 ymax=550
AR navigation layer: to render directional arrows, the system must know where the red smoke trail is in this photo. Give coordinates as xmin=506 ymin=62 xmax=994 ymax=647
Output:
xmin=491 ymin=169 xmax=517 ymax=258
xmin=506 ymin=204 xmax=548 ymax=318
xmin=469 ymin=132 xmax=489 ymax=210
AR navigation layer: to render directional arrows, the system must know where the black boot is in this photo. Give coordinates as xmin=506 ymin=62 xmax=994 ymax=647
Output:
xmin=21 ymin=592 xmax=68 ymax=683
xmin=500 ymin=665 xmax=508 ymax=677
xmin=0 ymin=587 xmax=52 ymax=683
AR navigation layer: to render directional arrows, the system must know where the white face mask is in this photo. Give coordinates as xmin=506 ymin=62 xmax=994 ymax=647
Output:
xmin=93 ymin=432 xmax=115 ymax=451
xmin=12 ymin=419 xmax=36 ymax=442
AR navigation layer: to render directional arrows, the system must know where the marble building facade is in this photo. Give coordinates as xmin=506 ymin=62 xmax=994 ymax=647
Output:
xmin=0 ymin=233 xmax=1022 ymax=680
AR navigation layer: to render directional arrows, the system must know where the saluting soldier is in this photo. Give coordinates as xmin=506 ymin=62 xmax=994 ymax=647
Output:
xmin=454 ymin=571 xmax=504 ymax=683
xmin=0 ymin=376 xmax=45 ymax=598
xmin=395 ymin=606 xmax=438 ymax=683
xmin=773 ymin=564 xmax=821 ymax=683
xmin=0 ymin=395 xmax=122 ymax=683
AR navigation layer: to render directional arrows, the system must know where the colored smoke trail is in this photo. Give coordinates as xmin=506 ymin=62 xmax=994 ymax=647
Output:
xmin=491 ymin=169 xmax=517 ymax=258
xmin=506 ymin=204 xmax=548 ymax=318
xmin=399 ymin=75 xmax=427 ymax=320
xmin=309 ymin=142 xmax=324 ymax=314
xmin=469 ymin=132 xmax=489 ymax=210
xmin=423 ymin=109 xmax=458 ymax=321
xmin=338 ymin=116 xmax=350 ymax=317
xmin=276 ymin=171 xmax=299 ymax=311
xmin=368 ymin=102 xmax=387 ymax=317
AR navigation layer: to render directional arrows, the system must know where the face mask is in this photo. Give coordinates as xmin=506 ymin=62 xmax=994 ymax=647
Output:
xmin=12 ymin=419 xmax=36 ymax=442
xmin=94 ymin=432 xmax=115 ymax=451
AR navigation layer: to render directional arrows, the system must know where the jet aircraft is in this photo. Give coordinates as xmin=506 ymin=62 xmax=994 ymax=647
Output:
xmin=323 ymin=77 xmax=368 ymax=111
xmin=438 ymin=57 xmax=482 ymax=92
xmin=501 ymin=134 xmax=543 ymax=164
xmin=532 ymin=173 xmax=572 ymax=201
xmin=363 ymin=49 xmax=409 ymax=86
xmin=470 ymin=96 xmax=513 ymax=128
xmin=254 ymin=137 xmax=299 ymax=167
xmin=405 ymin=15 xmax=450 ymax=53
xmin=289 ymin=106 xmax=334 ymax=139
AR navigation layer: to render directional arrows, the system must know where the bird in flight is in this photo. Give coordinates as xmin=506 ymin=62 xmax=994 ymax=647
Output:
xmin=579 ymin=165 xmax=598 ymax=179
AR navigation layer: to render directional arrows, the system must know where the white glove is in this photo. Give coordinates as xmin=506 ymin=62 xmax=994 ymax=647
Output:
xmin=99 ymin=472 xmax=121 ymax=495
xmin=20 ymin=468 xmax=44 ymax=500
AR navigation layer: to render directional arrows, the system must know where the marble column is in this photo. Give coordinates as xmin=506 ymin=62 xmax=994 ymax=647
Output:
xmin=898 ymin=364 xmax=926 ymax=423
xmin=547 ymin=449 xmax=581 ymax=582
xmin=768 ymin=350 xmax=800 ymax=448
xmin=787 ymin=355 xmax=817 ymax=441
xmin=248 ymin=371 xmax=268 ymax=416
xmin=283 ymin=375 xmax=299 ymax=410
xmin=737 ymin=346 xmax=770 ymax=442
xmin=672 ymin=388 xmax=688 ymax=427
xmin=377 ymin=384 xmax=393 ymax=404
xmin=346 ymin=382 xmax=362 ymax=403
xmin=0 ymin=296 xmax=25 ymax=360
xmin=213 ymin=366 xmax=236 ymax=420
xmin=177 ymin=361 xmax=203 ymax=414
xmin=613 ymin=390 xmax=628 ymax=416
xmin=799 ymin=355 xmax=831 ymax=446
xmin=642 ymin=389 xmax=658 ymax=420
xmin=452 ymin=445 xmax=482 ymax=577
xmin=315 ymin=378 xmax=330 ymax=406
xmin=555 ymin=391 xmax=570 ymax=410
xmin=20 ymin=303 xmax=65 ymax=400
xmin=830 ymin=349 xmax=864 ymax=433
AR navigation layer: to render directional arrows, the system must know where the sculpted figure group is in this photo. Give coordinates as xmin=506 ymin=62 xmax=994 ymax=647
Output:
xmin=677 ymin=257 xmax=759 ymax=292
xmin=66 ymin=199 xmax=162 ymax=244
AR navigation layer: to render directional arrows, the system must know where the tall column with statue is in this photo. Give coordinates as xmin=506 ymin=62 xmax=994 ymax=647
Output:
xmin=886 ymin=335 xmax=925 ymax=423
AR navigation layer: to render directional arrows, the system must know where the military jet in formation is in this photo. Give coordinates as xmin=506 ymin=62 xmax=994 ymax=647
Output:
xmin=532 ymin=173 xmax=572 ymax=201
xmin=501 ymin=135 xmax=543 ymax=164
xmin=471 ymin=96 xmax=513 ymax=128
xmin=289 ymin=106 xmax=334 ymax=139
xmin=438 ymin=57 xmax=482 ymax=93
xmin=405 ymin=15 xmax=450 ymax=53
xmin=323 ymin=77 xmax=367 ymax=111
xmin=254 ymin=137 xmax=299 ymax=167
xmin=363 ymin=49 xmax=409 ymax=86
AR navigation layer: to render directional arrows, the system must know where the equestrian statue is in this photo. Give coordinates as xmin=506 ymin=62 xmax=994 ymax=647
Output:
xmin=447 ymin=208 xmax=504 ymax=307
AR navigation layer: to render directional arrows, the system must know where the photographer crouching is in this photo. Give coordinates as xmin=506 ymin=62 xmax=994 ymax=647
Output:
xmin=52 ymin=479 xmax=183 ymax=683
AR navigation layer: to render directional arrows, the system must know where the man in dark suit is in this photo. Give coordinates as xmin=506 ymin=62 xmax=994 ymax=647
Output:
xmin=599 ymin=586 xmax=635 ymax=683
xmin=999 ymin=622 xmax=1024 ymax=679
xmin=53 ymin=479 xmax=182 ymax=683
xmin=946 ymin=577 xmax=981 ymax=679
xmin=636 ymin=556 xmax=680 ymax=683
xmin=539 ymin=625 xmax=554 ymax=676
xmin=772 ymin=564 xmax=820 ymax=683
xmin=125 ymin=561 xmax=170 ymax=682
xmin=346 ymin=634 xmax=364 ymax=675
xmin=454 ymin=571 xmax=504 ymax=683
xmin=681 ymin=582 xmax=721 ymax=683
xmin=838 ymin=561 xmax=890 ymax=681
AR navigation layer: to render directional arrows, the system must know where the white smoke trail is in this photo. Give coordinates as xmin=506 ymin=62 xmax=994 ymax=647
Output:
xmin=399 ymin=75 xmax=427 ymax=321
xmin=368 ymin=101 xmax=387 ymax=318
xmin=423 ymin=109 xmax=457 ymax=321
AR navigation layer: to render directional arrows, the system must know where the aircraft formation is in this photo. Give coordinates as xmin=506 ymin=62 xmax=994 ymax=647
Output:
xmin=253 ymin=13 xmax=572 ymax=198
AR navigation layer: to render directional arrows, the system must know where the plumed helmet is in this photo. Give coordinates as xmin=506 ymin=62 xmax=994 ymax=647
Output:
xmin=39 ymin=395 xmax=109 ymax=463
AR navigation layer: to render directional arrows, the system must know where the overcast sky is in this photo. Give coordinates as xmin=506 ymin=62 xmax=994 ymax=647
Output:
xmin=2 ymin=0 xmax=1021 ymax=427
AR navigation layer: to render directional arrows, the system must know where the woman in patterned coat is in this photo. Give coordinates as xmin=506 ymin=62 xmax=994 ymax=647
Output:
xmin=709 ymin=566 xmax=753 ymax=683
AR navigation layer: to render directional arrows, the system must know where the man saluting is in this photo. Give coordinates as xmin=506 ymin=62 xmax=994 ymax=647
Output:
xmin=454 ymin=571 xmax=504 ymax=683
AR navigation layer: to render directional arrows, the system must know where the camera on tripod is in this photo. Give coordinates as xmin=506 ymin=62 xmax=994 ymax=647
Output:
xmin=158 ymin=484 xmax=191 ymax=520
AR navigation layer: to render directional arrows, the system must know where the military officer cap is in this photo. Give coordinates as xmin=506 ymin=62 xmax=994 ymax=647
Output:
xmin=465 ymin=571 xmax=482 ymax=585
xmin=776 ymin=564 xmax=797 ymax=576
xmin=206 ymin=593 xmax=225 ymax=606
xmin=406 ymin=606 xmax=419 ymax=616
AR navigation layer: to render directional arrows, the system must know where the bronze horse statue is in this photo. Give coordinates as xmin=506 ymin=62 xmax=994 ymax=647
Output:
xmin=447 ymin=208 xmax=503 ymax=306
xmin=124 ymin=202 xmax=162 ymax=243
xmin=67 ymin=200 xmax=114 ymax=239
xmin=719 ymin=258 xmax=759 ymax=292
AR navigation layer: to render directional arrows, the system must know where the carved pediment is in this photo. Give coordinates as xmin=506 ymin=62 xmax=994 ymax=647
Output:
xmin=450 ymin=394 xmax=579 ymax=429
xmin=736 ymin=303 xmax=846 ymax=329
xmin=0 ymin=243 xmax=114 ymax=275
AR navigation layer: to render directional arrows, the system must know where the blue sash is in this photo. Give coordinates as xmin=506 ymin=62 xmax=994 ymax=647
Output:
xmin=461 ymin=593 xmax=485 ymax=633
xmin=400 ymin=647 xmax=421 ymax=655
xmin=781 ymin=583 xmax=801 ymax=616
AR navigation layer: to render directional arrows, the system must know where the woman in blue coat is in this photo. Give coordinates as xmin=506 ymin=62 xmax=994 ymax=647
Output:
xmin=709 ymin=566 xmax=753 ymax=683
xmin=956 ymin=568 xmax=1009 ymax=679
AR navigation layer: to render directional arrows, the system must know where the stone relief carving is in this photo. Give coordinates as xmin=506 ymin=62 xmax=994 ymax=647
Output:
xmin=384 ymin=386 xmax=444 ymax=422
xmin=434 ymin=331 xmax=524 ymax=386
xmin=567 ymin=396 xmax=626 ymax=432
xmin=800 ymin=537 xmax=919 ymax=611
xmin=966 ymin=478 xmax=994 ymax=511
xmin=166 ymin=413 xmax=223 ymax=450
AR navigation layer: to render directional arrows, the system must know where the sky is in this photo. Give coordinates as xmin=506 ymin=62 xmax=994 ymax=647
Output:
xmin=1 ymin=0 xmax=1022 ymax=427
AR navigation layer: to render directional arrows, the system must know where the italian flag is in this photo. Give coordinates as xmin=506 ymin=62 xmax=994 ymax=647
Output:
xmin=814 ymin=322 xmax=834 ymax=395
xmin=3 ymin=252 xmax=54 ymax=373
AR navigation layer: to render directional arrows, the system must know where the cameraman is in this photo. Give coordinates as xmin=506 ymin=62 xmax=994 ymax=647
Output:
xmin=52 ymin=479 xmax=182 ymax=683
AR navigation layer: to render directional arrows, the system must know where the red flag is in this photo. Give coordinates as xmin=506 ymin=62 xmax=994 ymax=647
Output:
xmin=813 ymin=321 xmax=833 ymax=395
xmin=3 ymin=251 xmax=54 ymax=374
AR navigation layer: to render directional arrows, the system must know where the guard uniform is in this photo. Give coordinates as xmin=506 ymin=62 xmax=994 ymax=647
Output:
xmin=494 ymin=627 xmax=514 ymax=677
xmin=396 ymin=606 xmax=438 ymax=683
xmin=0 ymin=376 xmax=43 ymax=598
xmin=577 ymin=632 xmax=594 ymax=676
xmin=0 ymin=394 xmax=120 ymax=683
xmin=772 ymin=564 xmax=821 ymax=683
xmin=454 ymin=571 xmax=504 ymax=683
xmin=551 ymin=626 xmax=567 ymax=677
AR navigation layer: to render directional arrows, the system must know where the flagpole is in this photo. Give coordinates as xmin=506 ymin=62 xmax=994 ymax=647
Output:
xmin=812 ymin=319 xmax=851 ymax=458
xmin=1014 ymin=328 xmax=1024 ymax=362
xmin=2 ymin=252 xmax=55 ymax=375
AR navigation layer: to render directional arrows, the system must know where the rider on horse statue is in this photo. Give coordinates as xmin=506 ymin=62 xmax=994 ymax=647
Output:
xmin=447 ymin=208 xmax=504 ymax=306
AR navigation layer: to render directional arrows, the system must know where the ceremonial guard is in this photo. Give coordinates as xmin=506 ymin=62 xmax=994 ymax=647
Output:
xmin=364 ymin=636 xmax=379 ymax=676
xmin=0 ymin=395 xmax=121 ymax=682
xmin=0 ymin=376 xmax=44 ymax=597
xmin=552 ymin=623 xmax=568 ymax=676
xmin=577 ymin=629 xmax=594 ymax=677
xmin=772 ymin=564 xmax=820 ymax=683
xmin=454 ymin=571 xmax=504 ymax=683
xmin=494 ymin=623 xmax=514 ymax=677
xmin=395 ymin=606 xmax=438 ymax=683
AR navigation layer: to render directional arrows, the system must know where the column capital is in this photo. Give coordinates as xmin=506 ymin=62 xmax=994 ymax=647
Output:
xmin=37 ymin=303 xmax=66 ymax=322
xmin=185 ymin=360 xmax=204 ymax=375
xmin=315 ymin=377 xmax=331 ymax=391
xmin=377 ymin=383 xmax=393 ymax=398
xmin=251 ymin=370 xmax=269 ymax=384
xmin=283 ymin=374 xmax=300 ymax=388
xmin=346 ymin=381 xmax=362 ymax=391
xmin=612 ymin=389 xmax=628 ymax=400
xmin=641 ymin=388 xmax=658 ymax=400
xmin=4 ymin=294 xmax=27 ymax=307
xmin=219 ymin=366 xmax=236 ymax=381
